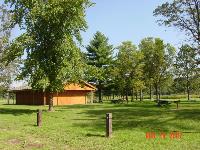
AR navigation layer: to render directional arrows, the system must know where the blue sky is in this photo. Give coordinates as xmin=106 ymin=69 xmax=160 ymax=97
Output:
xmin=10 ymin=0 xmax=186 ymax=50
xmin=81 ymin=0 xmax=185 ymax=50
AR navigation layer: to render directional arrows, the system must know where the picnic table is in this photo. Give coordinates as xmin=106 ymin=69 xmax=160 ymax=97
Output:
xmin=111 ymin=99 xmax=124 ymax=104
xmin=93 ymin=99 xmax=103 ymax=103
xmin=156 ymin=99 xmax=180 ymax=109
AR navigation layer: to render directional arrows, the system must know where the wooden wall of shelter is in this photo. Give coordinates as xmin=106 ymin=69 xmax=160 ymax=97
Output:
xmin=14 ymin=83 xmax=96 ymax=105
xmin=16 ymin=91 xmax=44 ymax=105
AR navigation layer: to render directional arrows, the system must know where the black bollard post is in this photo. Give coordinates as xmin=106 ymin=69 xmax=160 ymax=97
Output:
xmin=37 ymin=109 xmax=42 ymax=127
xmin=106 ymin=113 xmax=112 ymax=138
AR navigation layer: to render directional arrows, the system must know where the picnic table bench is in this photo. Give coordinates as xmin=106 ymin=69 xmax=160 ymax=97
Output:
xmin=93 ymin=99 xmax=103 ymax=103
xmin=156 ymin=99 xmax=180 ymax=109
xmin=157 ymin=100 xmax=171 ymax=106
xmin=111 ymin=99 xmax=124 ymax=104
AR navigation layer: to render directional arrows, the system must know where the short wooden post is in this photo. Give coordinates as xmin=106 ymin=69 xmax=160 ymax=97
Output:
xmin=106 ymin=113 xmax=112 ymax=138
xmin=37 ymin=109 xmax=42 ymax=127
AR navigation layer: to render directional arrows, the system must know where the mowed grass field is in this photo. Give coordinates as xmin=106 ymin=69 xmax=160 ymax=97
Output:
xmin=0 ymin=99 xmax=200 ymax=150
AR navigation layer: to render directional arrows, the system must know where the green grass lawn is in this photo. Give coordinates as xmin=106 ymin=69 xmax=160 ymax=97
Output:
xmin=0 ymin=100 xmax=200 ymax=150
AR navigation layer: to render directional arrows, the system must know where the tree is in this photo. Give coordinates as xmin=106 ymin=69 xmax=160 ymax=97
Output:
xmin=191 ymin=74 xmax=200 ymax=94
xmin=3 ymin=0 xmax=91 ymax=111
xmin=0 ymin=4 xmax=18 ymax=94
xmin=154 ymin=0 xmax=200 ymax=53
xmin=140 ymin=37 xmax=175 ymax=101
xmin=172 ymin=77 xmax=187 ymax=94
xmin=86 ymin=31 xmax=113 ymax=102
xmin=139 ymin=38 xmax=154 ymax=100
xmin=175 ymin=44 xmax=198 ymax=100
xmin=114 ymin=41 xmax=144 ymax=102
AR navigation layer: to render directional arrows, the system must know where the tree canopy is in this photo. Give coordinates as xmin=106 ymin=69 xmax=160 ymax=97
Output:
xmin=114 ymin=41 xmax=144 ymax=102
xmin=0 ymin=4 xmax=18 ymax=94
xmin=154 ymin=0 xmax=200 ymax=57
xmin=175 ymin=44 xmax=198 ymax=100
xmin=139 ymin=37 xmax=176 ymax=101
xmin=3 ymin=0 xmax=91 ymax=110
xmin=86 ymin=31 xmax=113 ymax=102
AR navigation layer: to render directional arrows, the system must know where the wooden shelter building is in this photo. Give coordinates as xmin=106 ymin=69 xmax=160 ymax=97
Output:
xmin=12 ymin=82 xmax=96 ymax=105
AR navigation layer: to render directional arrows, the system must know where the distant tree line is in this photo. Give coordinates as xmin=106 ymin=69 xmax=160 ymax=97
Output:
xmin=84 ymin=32 xmax=199 ymax=102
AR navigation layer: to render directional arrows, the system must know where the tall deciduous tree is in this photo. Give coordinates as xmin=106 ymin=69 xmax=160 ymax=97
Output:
xmin=86 ymin=31 xmax=113 ymax=102
xmin=139 ymin=38 xmax=154 ymax=100
xmin=3 ymin=0 xmax=91 ymax=111
xmin=0 ymin=4 xmax=18 ymax=94
xmin=114 ymin=41 xmax=144 ymax=102
xmin=154 ymin=0 xmax=200 ymax=52
xmin=140 ymin=37 xmax=175 ymax=101
xmin=175 ymin=44 xmax=198 ymax=100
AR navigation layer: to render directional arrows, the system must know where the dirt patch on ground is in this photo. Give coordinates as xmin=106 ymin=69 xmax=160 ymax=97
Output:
xmin=0 ymin=128 xmax=7 ymax=131
xmin=26 ymin=143 xmax=44 ymax=149
xmin=7 ymin=138 xmax=21 ymax=145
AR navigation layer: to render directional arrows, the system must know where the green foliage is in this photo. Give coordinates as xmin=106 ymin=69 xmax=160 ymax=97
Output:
xmin=0 ymin=4 xmax=18 ymax=93
xmin=86 ymin=32 xmax=113 ymax=67
xmin=139 ymin=37 xmax=176 ymax=100
xmin=3 ymin=0 xmax=91 ymax=92
xmin=175 ymin=45 xmax=197 ymax=78
xmin=113 ymin=41 xmax=144 ymax=97
xmin=154 ymin=0 xmax=200 ymax=46
xmin=86 ymin=31 xmax=113 ymax=100
xmin=175 ymin=44 xmax=199 ymax=99
xmin=86 ymin=31 xmax=113 ymax=80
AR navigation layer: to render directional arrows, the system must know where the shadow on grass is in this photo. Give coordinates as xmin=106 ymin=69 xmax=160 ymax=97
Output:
xmin=70 ymin=102 xmax=200 ymax=134
xmin=174 ymin=109 xmax=200 ymax=120
xmin=0 ymin=108 xmax=36 ymax=116
xmin=86 ymin=133 xmax=105 ymax=137
xmin=57 ymin=104 xmax=101 ymax=110
xmin=182 ymin=131 xmax=200 ymax=133
xmin=57 ymin=102 xmax=159 ymax=110
xmin=72 ymin=108 xmax=168 ymax=132
xmin=1 ymin=101 xmax=200 ymax=135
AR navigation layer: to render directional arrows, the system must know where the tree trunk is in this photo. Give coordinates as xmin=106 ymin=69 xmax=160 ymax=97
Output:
xmin=149 ymin=85 xmax=152 ymax=100
xmin=112 ymin=93 xmax=114 ymax=99
xmin=187 ymin=89 xmax=190 ymax=101
xmin=44 ymin=92 xmax=46 ymax=105
xmin=48 ymin=93 xmax=54 ymax=111
xmin=135 ymin=91 xmax=138 ymax=100
xmin=140 ymin=89 xmax=142 ymax=101
xmin=131 ymin=89 xmax=134 ymax=102
xmin=158 ymin=86 xmax=161 ymax=100
xmin=125 ymin=89 xmax=128 ymax=104
xmin=122 ymin=92 xmax=125 ymax=100
xmin=98 ymin=89 xmax=102 ymax=102
xmin=155 ymin=84 xmax=159 ymax=101
xmin=186 ymin=76 xmax=190 ymax=101
xmin=7 ymin=92 xmax=10 ymax=105
xmin=98 ymin=81 xmax=102 ymax=103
